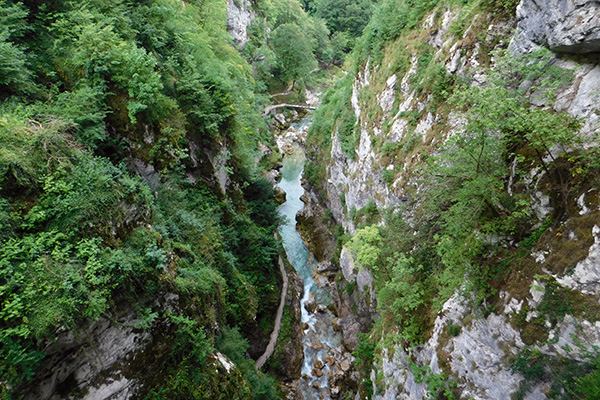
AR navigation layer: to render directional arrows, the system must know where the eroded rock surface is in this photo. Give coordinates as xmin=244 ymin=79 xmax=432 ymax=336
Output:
xmin=516 ymin=0 xmax=600 ymax=54
xmin=20 ymin=311 xmax=150 ymax=400
xmin=226 ymin=0 xmax=254 ymax=49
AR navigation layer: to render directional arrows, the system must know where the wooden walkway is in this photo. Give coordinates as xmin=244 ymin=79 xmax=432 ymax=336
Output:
xmin=255 ymin=255 xmax=289 ymax=370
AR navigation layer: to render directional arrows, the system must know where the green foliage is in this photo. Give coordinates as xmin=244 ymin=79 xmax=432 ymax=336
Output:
xmin=313 ymin=0 xmax=374 ymax=38
xmin=446 ymin=320 xmax=461 ymax=337
xmin=576 ymin=360 xmax=600 ymax=399
xmin=357 ymin=0 xmax=441 ymax=64
xmin=23 ymin=158 xmax=153 ymax=238
xmin=511 ymin=347 xmax=600 ymax=400
xmin=271 ymin=23 xmax=318 ymax=84
xmin=306 ymin=70 xmax=356 ymax=168
xmin=0 ymin=0 xmax=33 ymax=96
xmin=170 ymin=314 xmax=213 ymax=365
xmin=244 ymin=0 xmax=344 ymax=89
xmin=382 ymin=169 xmax=394 ymax=186
xmin=481 ymin=0 xmax=520 ymax=14
xmin=352 ymin=199 xmax=380 ymax=227
xmin=377 ymin=254 xmax=426 ymax=342
xmin=145 ymin=315 xmax=253 ymax=400
xmin=217 ymin=327 xmax=280 ymax=400
xmin=411 ymin=362 xmax=457 ymax=400
xmin=535 ymin=276 xmax=575 ymax=327
xmin=348 ymin=225 xmax=383 ymax=269
xmin=352 ymin=332 xmax=376 ymax=397
xmin=415 ymin=49 xmax=579 ymax=305
xmin=0 ymin=0 xmax=284 ymax=396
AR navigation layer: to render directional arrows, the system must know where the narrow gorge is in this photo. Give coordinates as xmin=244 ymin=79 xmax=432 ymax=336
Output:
xmin=2 ymin=0 xmax=600 ymax=399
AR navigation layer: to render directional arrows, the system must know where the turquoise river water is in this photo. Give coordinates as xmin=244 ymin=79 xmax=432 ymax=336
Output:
xmin=277 ymin=117 xmax=342 ymax=399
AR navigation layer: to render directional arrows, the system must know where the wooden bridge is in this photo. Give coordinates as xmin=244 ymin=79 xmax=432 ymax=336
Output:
xmin=263 ymin=103 xmax=316 ymax=116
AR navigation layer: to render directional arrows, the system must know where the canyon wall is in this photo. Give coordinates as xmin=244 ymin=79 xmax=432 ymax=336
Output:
xmin=306 ymin=1 xmax=600 ymax=398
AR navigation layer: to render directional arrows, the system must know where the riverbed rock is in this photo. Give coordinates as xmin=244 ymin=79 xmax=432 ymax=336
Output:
xmin=312 ymin=368 xmax=324 ymax=378
xmin=274 ymin=186 xmax=287 ymax=204
xmin=340 ymin=360 xmax=351 ymax=372
xmin=296 ymin=189 xmax=337 ymax=262
xmin=264 ymin=169 xmax=280 ymax=186
xmin=330 ymin=387 xmax=341 ymax=398
xmin=305 ymin=292 xmax=317 ymax=313
xmin=311 ymin=340 xmax=325 ymax=350
xmin=273 ymin=113 xmax=287 ymax=127
xmin=316 ymin=260 xmax=338 ymax=275
xmin=314 ymin=360 xmax=324 ymax=369
xmin=332 ymin=318 xmax=341 ymax=332
xmin=316 ymin=304 xmax=328 ymax=313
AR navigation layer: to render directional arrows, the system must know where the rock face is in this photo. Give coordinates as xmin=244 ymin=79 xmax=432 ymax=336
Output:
xmin=19 ymin=311 xmax=151 ymax=400
xmin=375 ymin=295 xmax=526 ymax=400
xmin=332 ymin=248 xmax=375 ymax=351
xmin=296 ymin=190 xmax=337 ymax=262
xmin=226 ymin=0 xmax=254 ymax=49
xmin=516 ymin=0 xmax=600 ymax=54
xmin=555 ymin=225 xmax=600 ymax=295
xmin=311 ymin=1 xmax=600 ymax=399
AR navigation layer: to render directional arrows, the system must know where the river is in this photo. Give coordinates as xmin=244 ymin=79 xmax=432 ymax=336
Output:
xmin=277 ymin=116 xmax=343 ymax=399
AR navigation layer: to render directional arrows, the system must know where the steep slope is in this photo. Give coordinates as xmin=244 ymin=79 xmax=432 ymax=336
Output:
xmin=305 ymin=0 xmax=600 ymax=398
xmin=0 ymin=0 xmax=289 ymax=398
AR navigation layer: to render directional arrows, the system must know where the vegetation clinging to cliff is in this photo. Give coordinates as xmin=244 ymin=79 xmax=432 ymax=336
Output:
xmin=306 ymin=0 xmax=600 ymax=397
xmin=0 ymin=0 xmax=284 ymax=398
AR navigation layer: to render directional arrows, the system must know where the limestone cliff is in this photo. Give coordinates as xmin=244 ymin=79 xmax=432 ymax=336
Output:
xmin=226 ymin=0 xmax=255 ymax=49
xmin=306 ymin=0 xmax=600 ymax=398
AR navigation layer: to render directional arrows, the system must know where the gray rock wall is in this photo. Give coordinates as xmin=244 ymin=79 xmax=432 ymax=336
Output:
xmin=516 ymin=0 xmax=600 ymax=54
xmin=318 ymin=2 xmax=600 ymax=399
xmin=226 ymin=0 xmax=254 ymax=49
xmin=19 ymin=311 xmax=150 ymax=400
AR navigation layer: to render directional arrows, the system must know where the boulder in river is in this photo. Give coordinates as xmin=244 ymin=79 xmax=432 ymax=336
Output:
xmin=340 ymin=360 xmax=350 ymax=372
xmin=304 ymin=292 xmax=317 ymax=313
xmin=311 ymin=340 xmax=324 ymax=350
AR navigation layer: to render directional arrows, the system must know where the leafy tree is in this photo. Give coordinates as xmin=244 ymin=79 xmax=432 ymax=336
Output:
xmin=377 ymin=254 xmax=426 ymax=342
xmin=314 ymin=0 xmax=374 ymax=38
xmin=270 ymin=23 xmax=317 ymax=84
xmin=0 ymin=1 xmax=32 ymax=96
xmin=348 ymin=225 xmax=383 ymax=269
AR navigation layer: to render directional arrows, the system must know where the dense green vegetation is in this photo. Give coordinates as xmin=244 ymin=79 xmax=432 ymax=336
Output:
xmin=242 ymin=0 xmax=345 ymax=95
xmin=302 ymin=0 xmax=375 ymax=41
xmin=0 ymin=0 xmax=300 ymax=398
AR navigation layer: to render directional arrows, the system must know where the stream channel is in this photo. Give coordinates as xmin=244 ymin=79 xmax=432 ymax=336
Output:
xmin=277 ymin=115 xmax=343 ymax=400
